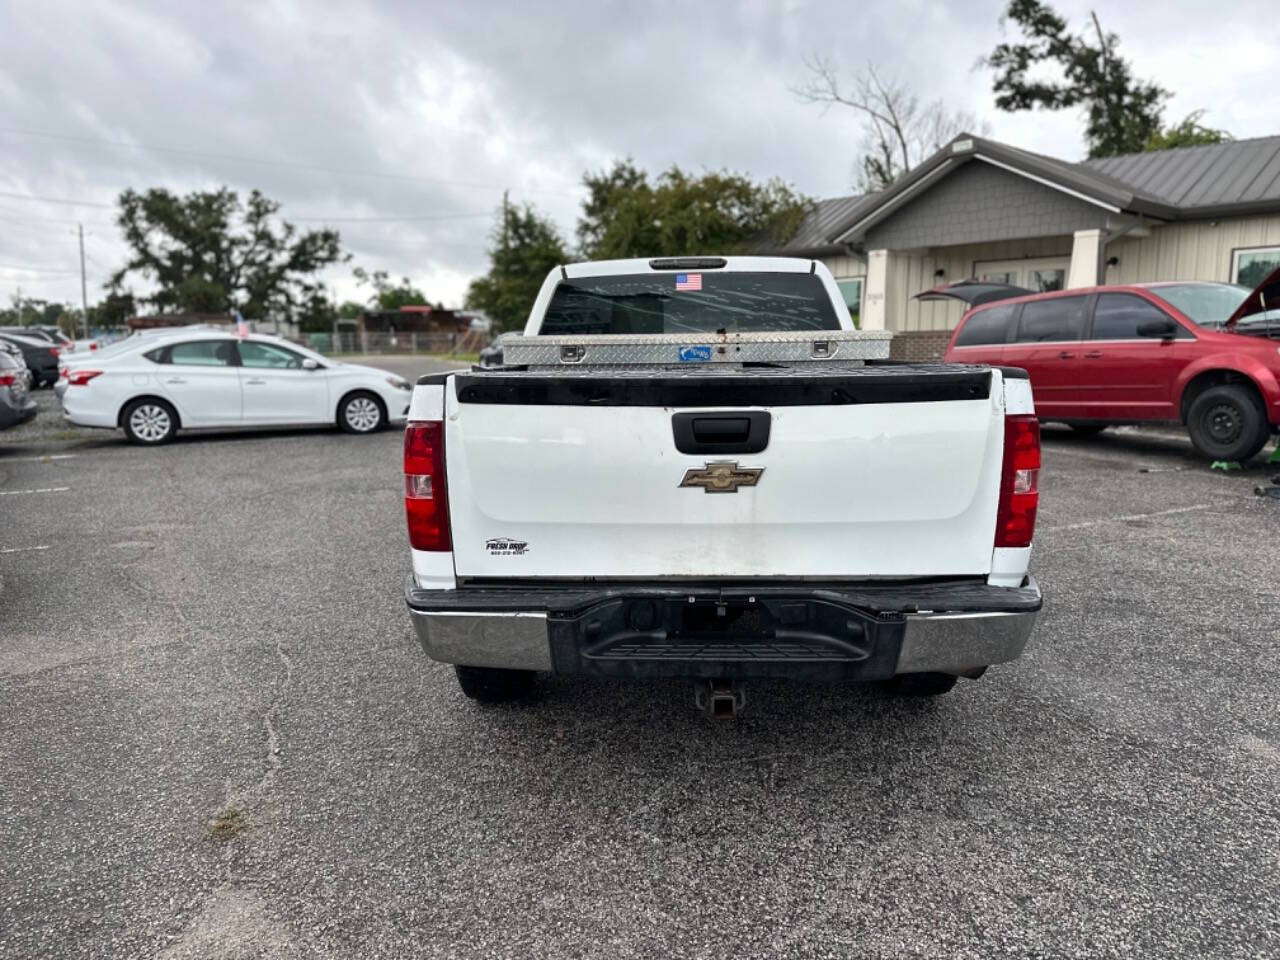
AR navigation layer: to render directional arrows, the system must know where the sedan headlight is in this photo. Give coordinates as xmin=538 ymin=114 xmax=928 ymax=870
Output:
xmin=387 ymin=376 xmax=411 ymax=390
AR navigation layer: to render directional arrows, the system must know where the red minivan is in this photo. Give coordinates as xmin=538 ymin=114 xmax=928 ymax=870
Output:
xmin=937 ymin=269 xmax=1280 ymax=462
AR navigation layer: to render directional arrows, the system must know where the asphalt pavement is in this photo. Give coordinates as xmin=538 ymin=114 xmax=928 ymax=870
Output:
xmin=1 ymin=363 xmax=1278 ymax=959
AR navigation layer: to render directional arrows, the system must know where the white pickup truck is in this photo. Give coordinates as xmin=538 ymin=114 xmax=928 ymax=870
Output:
xmin=403 ymin=256 xmax=1042 ymax=716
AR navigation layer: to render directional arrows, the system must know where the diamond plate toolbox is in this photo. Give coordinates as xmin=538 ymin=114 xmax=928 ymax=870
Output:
xmin=500 ymin=330 xmax=893 ymax=366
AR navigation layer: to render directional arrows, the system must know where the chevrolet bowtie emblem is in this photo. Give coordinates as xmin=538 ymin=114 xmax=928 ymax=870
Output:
xmin=679 ymin=460 xmax=764 ymax=493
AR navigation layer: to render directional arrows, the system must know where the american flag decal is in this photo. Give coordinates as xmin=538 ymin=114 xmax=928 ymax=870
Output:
xmin=675 ymin=273 xmax=702 ymax=291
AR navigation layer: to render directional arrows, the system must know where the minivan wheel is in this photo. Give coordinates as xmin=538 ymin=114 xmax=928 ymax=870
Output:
xmin=1186 ymin=385 xmax=1269 ymax=462
xmin=122 ymin=398 xmax=178 ymax=445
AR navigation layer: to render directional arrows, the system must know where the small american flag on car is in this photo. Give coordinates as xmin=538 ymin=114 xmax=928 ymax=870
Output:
xmin=675 ymin=273 xmax=702 ymax=291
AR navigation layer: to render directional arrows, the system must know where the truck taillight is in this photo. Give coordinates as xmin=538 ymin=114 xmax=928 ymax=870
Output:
xmin=404 ymin=420 xmax=451 ymax=551
xmin=995 ymin=414 xmax=1040 ymax=548
xmin=0 ymin=374 xmax=15 ymax=387
xmin=67 ymin=369 xmax=102 ymax=386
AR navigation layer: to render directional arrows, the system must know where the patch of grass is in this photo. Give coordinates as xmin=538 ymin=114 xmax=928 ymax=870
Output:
xmin=208 ymin=806 xmax=248 ymax=839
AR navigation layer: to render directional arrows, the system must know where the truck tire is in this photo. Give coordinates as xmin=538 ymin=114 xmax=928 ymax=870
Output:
xmin=882 ymin=672 xmax=958 ymax=697
xmin=1186 ymin=384 xmax=1269 ymax=462
xmin=1067 ymin=423 xmax=1107 ymax=436
xmin=454 ymin=665 xmax=535 ymax=703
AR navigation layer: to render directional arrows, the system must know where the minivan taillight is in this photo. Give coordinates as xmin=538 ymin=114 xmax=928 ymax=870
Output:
xmin=404 ymin=420 xmax=451 ymax=551
xmin=67 ymin=369 xmax=102 ymax=386
xmin=995 ymin=414 xmax=1040 ymax=548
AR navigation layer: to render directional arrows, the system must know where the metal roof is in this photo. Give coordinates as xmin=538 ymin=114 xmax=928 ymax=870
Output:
xmin=1083 ymin=136 xmax=1280 ymax=215
xmin=762 ymin=134 xmax=1280 ymax=255
xmin=767 ymin=194 xmax=879 ymax=254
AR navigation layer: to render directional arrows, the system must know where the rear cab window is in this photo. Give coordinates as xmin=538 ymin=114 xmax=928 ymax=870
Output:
xmin=954 ymin=304 xmax=1017 ymax=347
xmin=541 ymin=272 xmax=841 ymax=335
xmin=1015 ymin=295 xmax=1088 ymax=342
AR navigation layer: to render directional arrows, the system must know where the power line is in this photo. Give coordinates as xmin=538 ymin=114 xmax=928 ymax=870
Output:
xmin=0 ymin=263 xmax=80 ymax=274
xmin=0 ymin=127 xmax=581 ymax=197
xmin=288 ymin=212 xmax=492 ymax=224
xmin=0 ymin=190 xmax=492 ymax=225
xmin=0 ymin=190 xmax=115 ymax=209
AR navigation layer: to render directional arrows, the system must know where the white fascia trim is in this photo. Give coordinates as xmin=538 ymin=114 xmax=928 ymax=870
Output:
xmin=975 ymin=155 xmax=1123 ymax=213
xmin=834 ymin=160 xmax=957 ymax=243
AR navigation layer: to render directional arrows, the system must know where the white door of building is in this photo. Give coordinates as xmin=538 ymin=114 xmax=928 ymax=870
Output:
xmin=973 ymin=257 xmax=1070 ymax=293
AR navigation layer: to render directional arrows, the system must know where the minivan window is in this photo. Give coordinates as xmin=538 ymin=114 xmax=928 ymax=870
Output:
xmin=541 ymin=272 xmax=841 ymax=335
xmin=1091 ymin=294 xmax=1182 ymax=340
xmin=1016 ymin=296 xmax=1087 ymax=342
xmin=954 ymin=304 xmax=1016 ymax=347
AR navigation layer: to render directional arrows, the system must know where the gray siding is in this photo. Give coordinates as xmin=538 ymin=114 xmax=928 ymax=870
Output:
xmin=864 ymin=162 xmax=1110 ymax=250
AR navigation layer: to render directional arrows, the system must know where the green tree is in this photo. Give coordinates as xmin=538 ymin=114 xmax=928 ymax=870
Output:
xmin=1144 ymin=110 xmax=1231 ymax=152
xmin=352 ymin=267 xmax=431 ymax=310
xmin=109 ymin=187 xmax=346 ymax=320
xmin=465 ymin=201 xmax=568 ymax=332
xmin=984 ymin=1 xmax=1170 ymax=157
xmin=0 ymin=296 xmax=63 ymax=327
xmin=577 ymin=160 xmax=810 ymax=259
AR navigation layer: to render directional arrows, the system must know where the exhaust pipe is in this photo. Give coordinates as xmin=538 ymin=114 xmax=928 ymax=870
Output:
xmin=695 ymin=679 xmax=745 ymax=719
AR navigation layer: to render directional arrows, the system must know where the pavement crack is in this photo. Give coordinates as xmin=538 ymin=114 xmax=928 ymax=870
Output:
xmin=256 ymin=634 xmax=295 ymax=795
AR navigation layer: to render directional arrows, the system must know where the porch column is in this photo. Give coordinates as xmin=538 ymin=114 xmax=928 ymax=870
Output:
xmin=862 ymin=249 xmax=889 ymax=330
xmin=1067 ymin=229 xmax=1106 ymax=289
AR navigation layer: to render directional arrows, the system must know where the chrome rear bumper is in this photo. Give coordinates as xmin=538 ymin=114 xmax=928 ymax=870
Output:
xmin=406 ymin=577 xmax=1041 ymax=679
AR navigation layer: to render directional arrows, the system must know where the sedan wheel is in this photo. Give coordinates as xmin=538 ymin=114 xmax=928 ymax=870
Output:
xmin=123 ymin=399 xmax=177 ymax=445
xmin=339 ymin=393 xmax=384 ymax=434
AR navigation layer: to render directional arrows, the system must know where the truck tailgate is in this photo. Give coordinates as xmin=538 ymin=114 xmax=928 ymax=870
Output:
xmin=443 ymin=368 xmax=1006 ymax=580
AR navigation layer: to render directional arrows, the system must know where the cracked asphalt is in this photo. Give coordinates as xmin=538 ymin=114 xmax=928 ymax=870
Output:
xmin=1 ymin=359 xmax=1278 ymax=959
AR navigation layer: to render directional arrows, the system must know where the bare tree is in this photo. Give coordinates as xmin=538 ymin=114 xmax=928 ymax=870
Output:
xmin=794 ymin=56 xmax=987 ymax=191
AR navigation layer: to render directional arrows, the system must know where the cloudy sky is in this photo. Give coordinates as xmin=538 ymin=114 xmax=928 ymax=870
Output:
xmin=1 ymin=0 xmax=1274 ymax=312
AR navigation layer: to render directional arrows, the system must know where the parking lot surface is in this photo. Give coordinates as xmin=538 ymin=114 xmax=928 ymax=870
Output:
xmin=2 ymin=360 xmax=1278 ymax=959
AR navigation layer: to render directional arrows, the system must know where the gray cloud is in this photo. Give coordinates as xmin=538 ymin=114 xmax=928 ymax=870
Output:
xmin=0 ymin=0 xmax=1273 ymax=309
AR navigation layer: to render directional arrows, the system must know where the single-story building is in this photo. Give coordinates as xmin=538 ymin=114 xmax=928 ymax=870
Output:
xmin=763 ymin=133 xmax=1280 ymax=359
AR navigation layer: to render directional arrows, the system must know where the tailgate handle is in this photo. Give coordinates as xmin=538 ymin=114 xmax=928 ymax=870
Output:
xmin=672 ymin=411 xmax=770 ymax=454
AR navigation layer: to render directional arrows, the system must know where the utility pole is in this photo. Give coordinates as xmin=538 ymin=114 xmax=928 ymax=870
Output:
xmin=501 ymin=189 xmax=509 ymax=259
xmin=78 ymin=223 xmax=89 ymax=339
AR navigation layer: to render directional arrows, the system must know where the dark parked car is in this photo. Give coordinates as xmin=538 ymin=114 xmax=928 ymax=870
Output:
xmin=0 ymin=325 xmax=71 ymax=349
xmin=0 ymin=332 xmax=59 ymax=388
xmin=0 ymin=351 xmax=37 ymax=429
xmin=932 ymin=267 xmax=1280 ymax=462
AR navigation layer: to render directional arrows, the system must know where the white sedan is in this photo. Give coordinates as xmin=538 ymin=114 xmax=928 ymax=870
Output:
xmin=58 ymin=330 xmax=412 ymax=444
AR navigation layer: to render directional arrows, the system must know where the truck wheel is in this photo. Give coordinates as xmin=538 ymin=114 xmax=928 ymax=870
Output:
xmin=1068 ymin=423 xmax=1107 ymax=436
xmin=1186 ymin=385 xmax=1269 ymax=462
xmin=882 ymin=672 xmax=958 ymax=697
xmin=454 ymin=665 xmax=535 ymax=703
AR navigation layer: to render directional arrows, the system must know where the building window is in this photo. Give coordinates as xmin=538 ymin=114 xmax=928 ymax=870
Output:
xmin=836 ymin=278 xmax=863 ymax=329
xmin=1028 ymin=268 xmax=1065 ymax=293
xmin=973 ymin=257 xmax=1069 ymax=293
xmin=1233 ymin=247 xmax=1280 ymax=288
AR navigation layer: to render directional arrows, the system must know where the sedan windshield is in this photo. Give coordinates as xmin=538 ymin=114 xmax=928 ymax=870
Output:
xmin=1147 ymin=283 xmax=1250 ymax=327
